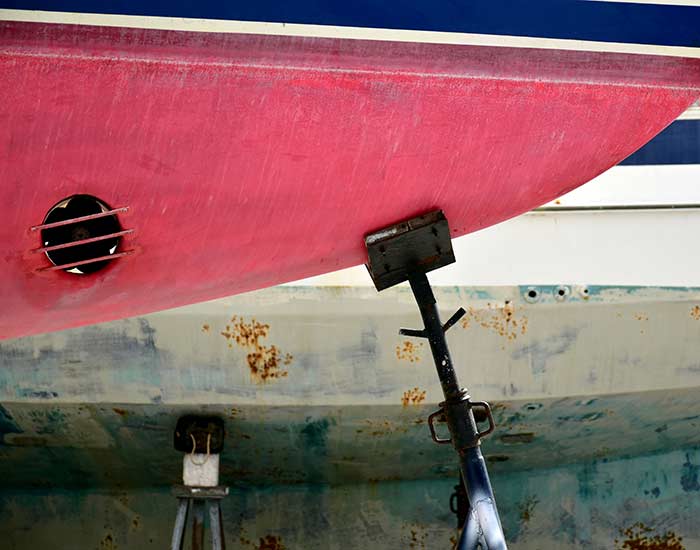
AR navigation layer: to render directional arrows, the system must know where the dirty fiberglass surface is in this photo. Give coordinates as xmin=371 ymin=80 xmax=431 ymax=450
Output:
xmin=1 ymin=285 xmax=700 ymax=547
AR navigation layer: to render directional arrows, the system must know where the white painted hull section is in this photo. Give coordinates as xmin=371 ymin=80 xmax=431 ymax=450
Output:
xmin=3 ymin=283 xmax=700 ymax=407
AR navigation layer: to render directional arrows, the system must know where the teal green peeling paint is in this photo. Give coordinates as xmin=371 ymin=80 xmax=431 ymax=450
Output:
xmin=0 ymin=405 xmax=21 ymax=444
xmin=29 ymin=408 xmax=66 ymax=435
xmin=681 ymin=453 xmax=700 ymax=492
xmin=300 ymin=417 xmax=333 ymax=454
xmin=4 ymin=447 xmax=700 ymax=549
xmin=1 ymin=389 xmax=699 ymax=490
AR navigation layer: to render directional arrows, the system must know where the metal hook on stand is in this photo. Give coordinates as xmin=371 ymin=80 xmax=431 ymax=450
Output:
xmin=364 ymin=210 xmax=507 ymax=550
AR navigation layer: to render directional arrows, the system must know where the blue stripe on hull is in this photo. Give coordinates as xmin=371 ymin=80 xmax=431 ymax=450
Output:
xmin=622 ymin=120 xmax=700 ymax=165
xmin=2 ymin=1 xmax=700 ymax=48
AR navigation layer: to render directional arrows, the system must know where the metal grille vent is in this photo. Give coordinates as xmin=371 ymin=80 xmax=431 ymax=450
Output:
xmin=31 ymin=195 xmax=133 ymax=274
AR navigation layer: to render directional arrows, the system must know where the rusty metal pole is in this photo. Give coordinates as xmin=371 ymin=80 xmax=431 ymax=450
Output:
xmin=364 ymin=210 xmax=507 ymax=549
xmin=405 ymin=272 xmax=507 ymax=550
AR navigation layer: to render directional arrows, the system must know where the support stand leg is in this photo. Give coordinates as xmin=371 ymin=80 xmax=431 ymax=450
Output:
xmin=405 ymin=272 xmax=507 ymax=550
xmin=192 ymin=500 xmax=205 ymax=550
xmin=171 ymin=498 xmax=190 ymax=550
xmin=209 ymin=501 xmax=225 ymax=550
xmin=363 ymin=211 xmax=508 ymax=549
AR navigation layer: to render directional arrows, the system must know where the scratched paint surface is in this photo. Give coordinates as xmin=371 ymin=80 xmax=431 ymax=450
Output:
xmin=1 ymin=21 xmax=699 ymax=339
xmin=1 ymin=285 xmax=700 ymax=547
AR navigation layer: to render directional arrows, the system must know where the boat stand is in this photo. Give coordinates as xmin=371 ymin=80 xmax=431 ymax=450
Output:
xmin=170 ymin=416 xmax=228 ymax=550
xmin=365 ymin=211 xmax=508 ymax=550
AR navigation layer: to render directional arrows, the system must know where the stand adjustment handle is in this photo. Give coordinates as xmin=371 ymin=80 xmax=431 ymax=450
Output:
xmin=428 ymin=409 xmax=451 ymax=444
xmin=470 ymin=401 xmax=496 ymax=439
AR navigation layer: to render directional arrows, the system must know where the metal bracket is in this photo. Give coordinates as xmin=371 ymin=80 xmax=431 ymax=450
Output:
xmin=400 ymin=307 xmax=466 ymax=338
xmin=428 ymin=409 xmax=451 ymax=445
xmin=427 ymin=399 xmax=496 ymax=446
xmin=470 ymin=401 xmax=496 ymax=439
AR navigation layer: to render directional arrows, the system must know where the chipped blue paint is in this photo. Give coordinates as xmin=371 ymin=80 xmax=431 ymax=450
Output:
xmin=300 ymin=417 xmax=334 ymax=454
xmin=16 ymin=389 xmax=58 ymax=399
xmin=511 ymin=327 xmax=580 ymax=375
xmin=681 ymin=453 xmax=700 ymax=492
xmin=0 ymin=320 xmax=167 ymax=401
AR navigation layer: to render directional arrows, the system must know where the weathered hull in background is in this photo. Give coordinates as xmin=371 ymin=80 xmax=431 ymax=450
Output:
xmin=2 ymin=284 xmax=700 ymax=548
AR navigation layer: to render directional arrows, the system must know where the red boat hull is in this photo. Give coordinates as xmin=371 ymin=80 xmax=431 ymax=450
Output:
xmin=1 ymin=22 xmax=699 ymax=339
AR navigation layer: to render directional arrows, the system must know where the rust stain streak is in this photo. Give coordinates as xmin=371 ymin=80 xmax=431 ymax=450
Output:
xmin=519 ymin=496 xmax=539 ymax=524
xmin=402 ymin=387 xmax=426 ymax=406
xmin=356 ymin=419 xmax=407 ymax=437
xmin=691 ymin=306 xmax=700 ymax=321
xmin=219 ymin=316 xmax=293 ymax=383
xmin=408 ymin=526 xmax=427 ymax=549
xmin=461 ymin=301 xmax=528 ymax=341
xmin=615 ymin=523 xmax=685 ymax=550
xmin=242 ymin=535 xmax=285 ymax=550
xmin=396 ymin=340 xmax=424 ymax=363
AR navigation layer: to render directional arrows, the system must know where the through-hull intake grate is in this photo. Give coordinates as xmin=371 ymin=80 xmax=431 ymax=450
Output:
xmin=31 ymin=195 xmax=133 ymax=274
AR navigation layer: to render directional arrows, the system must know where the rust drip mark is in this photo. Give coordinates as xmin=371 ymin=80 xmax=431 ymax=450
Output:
xmin=247 ymin=535 xmax=285 ymax=550
xmin=356 ymin=419 xmax=407 ymax=437
xmin=500 ymin=432 xmax=535 ymax=445
xmin=615 ymin=523 xmax=685 ymax=550
xmin=112 ymin=408 xmax=127 ymax=417
xmin=519 ymin=496 xmax=539 ymax=524
xmin=220 ymin=316 xmax=293 ymax=383
xmin=461 ymin=301 xmax=528 ymax=341
xmin=202 ymin=324 xmax=210 ymax=332
xmin=369 ymin=475 xmax=402 ymax=484
xmin=409 ymin=526 xmax=428 ymax=549
xmin=486 ymin=454 xmax=509 ymax=463
xmin=402 ymin=387 xmax=427 ymax=406
xmin=396 ymin=340 xmax=424 ymax=363
xmin=634 ymin=313 xmax=650 ymax=334
xmin=691 ymin=306 xmax=700 ymax=321
xmin=99 ymin=533 xmax=116 ymax=550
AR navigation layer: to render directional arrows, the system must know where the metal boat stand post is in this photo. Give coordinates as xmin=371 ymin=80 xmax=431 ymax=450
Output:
xmin=171 ymin=416 xmax=228 ymax=550
xmin=365 ymin=210 xmax=508 ymax=550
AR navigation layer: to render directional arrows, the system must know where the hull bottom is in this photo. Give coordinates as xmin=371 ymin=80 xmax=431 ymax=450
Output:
xmin=0 ymin=444 xmax=697 ymax=549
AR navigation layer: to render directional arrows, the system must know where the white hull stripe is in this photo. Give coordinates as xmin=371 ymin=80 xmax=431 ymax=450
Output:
xmin=1 ymin=9 xmax=700 ymax=59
